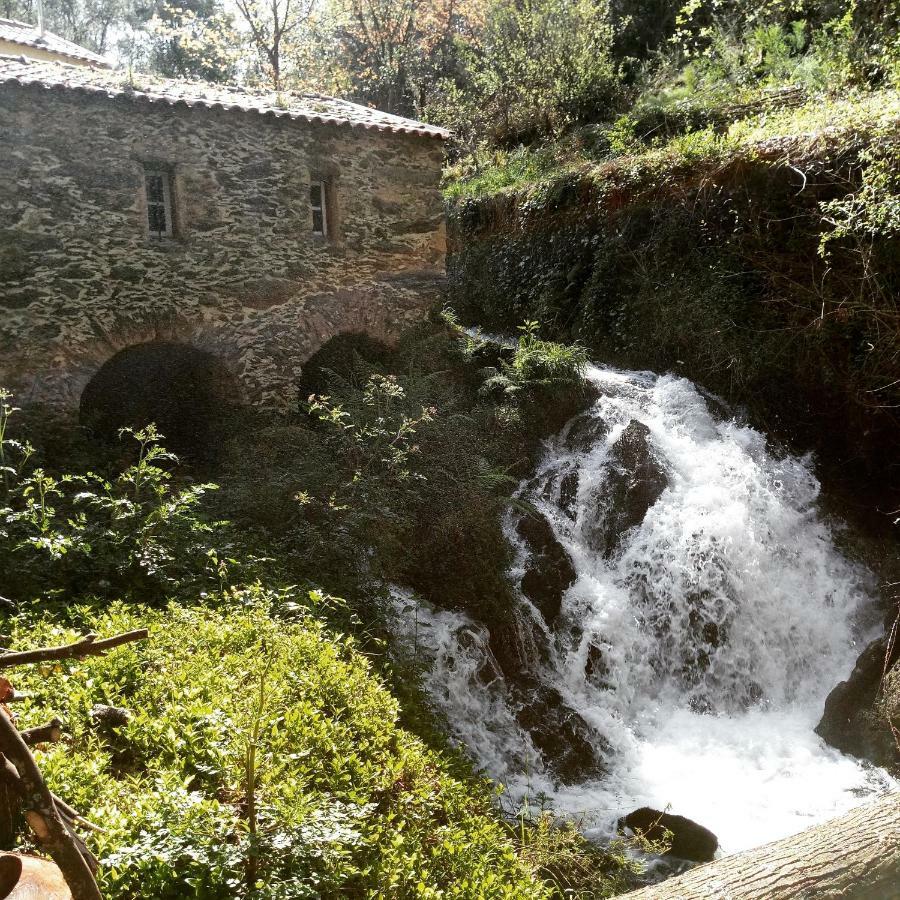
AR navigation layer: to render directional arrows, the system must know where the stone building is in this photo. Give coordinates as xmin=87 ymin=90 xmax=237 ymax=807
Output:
xmin=0 ymin=37 xmax=448 ymax=440
xmin=0 ymin=18 xmax=111 ymax=68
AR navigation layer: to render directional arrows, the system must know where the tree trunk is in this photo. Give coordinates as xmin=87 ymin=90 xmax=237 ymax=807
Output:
xmin=619 ymin=792 xmax=900 ymax=900
xmin=0 ymin=781 xmax=18 ymax=849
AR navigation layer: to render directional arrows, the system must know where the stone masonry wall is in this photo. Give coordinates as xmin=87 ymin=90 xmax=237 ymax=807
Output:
xmin=0 ymin=81 xmax=446 ymax=411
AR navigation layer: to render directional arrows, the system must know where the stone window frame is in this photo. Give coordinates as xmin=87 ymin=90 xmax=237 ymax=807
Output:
xmin=142 ymin=163 xmax=176 ymax=240
xmin=310 ymin=179 xmax=328 ymax=237
xmin=308 ymin=167 xmax=340 ymax=244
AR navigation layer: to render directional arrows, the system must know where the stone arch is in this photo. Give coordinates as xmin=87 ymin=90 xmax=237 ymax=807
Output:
xmin=296 ymin=330 xmax=393 ymax=397
xmin=79 ymin=341 xmax=242 ymax=457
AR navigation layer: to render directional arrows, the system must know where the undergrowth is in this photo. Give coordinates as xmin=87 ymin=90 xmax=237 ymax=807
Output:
xmin=0 ymin=320 xmax=639 ymax=898
xmin=444 ymin=88 xmax=900 ymax=202
xmin=5 ymin=596 xmax=542 ymax=898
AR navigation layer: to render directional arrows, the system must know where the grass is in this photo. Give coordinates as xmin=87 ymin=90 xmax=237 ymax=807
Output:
xmin=444 ymin=87 xmax=900 ymax=204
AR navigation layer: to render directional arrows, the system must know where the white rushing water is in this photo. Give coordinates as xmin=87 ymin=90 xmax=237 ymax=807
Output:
xmin=392 ymin=364 xmax=894 ymax=855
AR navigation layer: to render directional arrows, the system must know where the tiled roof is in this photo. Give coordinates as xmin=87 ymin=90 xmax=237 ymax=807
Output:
xmin=0 ymin=55 xmax=450 ymax=139
xmin=0 ymin=18 xmax=111 ymax=67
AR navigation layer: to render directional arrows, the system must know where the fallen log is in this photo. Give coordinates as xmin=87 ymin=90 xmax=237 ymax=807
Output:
xmin=619 ymin=792 xmax=900 ymax=900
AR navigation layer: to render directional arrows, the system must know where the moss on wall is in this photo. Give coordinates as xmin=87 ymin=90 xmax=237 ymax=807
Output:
xmin=447 ymin=137 xmax=900 ymax=504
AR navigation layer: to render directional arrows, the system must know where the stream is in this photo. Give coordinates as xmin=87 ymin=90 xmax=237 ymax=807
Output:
xmin=392 ymin=363 xmax=895 ymax=855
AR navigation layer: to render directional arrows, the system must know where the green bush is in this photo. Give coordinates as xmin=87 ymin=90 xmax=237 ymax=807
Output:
xmin=214 ymin=321 xmax=589 ymax=622
xmin=7 ymin=595 xmax=544 ymax=898
xmin=428 ymin=0 xmax=624 ymax=150
xmin=0 ymin=397 xmax=243 ymax=604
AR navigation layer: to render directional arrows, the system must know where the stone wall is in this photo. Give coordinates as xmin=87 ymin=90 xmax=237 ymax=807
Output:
xmin=0 ymin=81 xmax=446 ymax=411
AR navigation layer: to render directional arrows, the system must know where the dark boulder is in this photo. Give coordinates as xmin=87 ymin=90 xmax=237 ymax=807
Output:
xmin=564 ymin=412 xmax=609 ymax=453
xmin=585 ymin=420 xmax=667 ymax=557
xmin=816 ymin=636 xmax=900 ymax=767
xmin=559 ymin=472 xmax=579 ymax=519
xmin=620 ymin=807 xmax=718 ymax=862
xmin=584 ymin=642 xmax=612 ymax=690
xmin=515 ymin=685 xmax=607 ymax=784
xmin=539 ymin=469 xmax=580 ymax=520
xmin=487 ymin=613 xmax=547 ymax=681
xmin=516 ymin=513 xmax=576 ymax=624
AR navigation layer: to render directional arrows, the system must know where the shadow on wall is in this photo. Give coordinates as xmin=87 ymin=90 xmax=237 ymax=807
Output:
xmin=79 ymin=342 xmax=242 ymax=460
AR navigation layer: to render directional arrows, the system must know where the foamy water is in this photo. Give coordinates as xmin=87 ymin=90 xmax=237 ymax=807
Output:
xmin=391 ymin=365 xmax=894 ymax=854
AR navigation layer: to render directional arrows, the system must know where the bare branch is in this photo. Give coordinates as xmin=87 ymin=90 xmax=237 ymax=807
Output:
xmin=0 ymin=716 xmax=100 ymax=900
xmin=0 ymin=629 xmax=148 ymax=669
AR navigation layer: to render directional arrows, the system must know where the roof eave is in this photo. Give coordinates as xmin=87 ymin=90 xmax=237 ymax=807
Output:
xmin=0 ymin=62 xmax=451 ymax=139
xmin=1 ymin=36 xmax=111 ymax=68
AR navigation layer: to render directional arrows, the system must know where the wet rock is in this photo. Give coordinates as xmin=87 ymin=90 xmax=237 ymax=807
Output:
xmin=538 ymin=469 xmax=580 ymax=520
xmin=457 ymin=628 xmax=504 ymax=686
xmin=584 ymin=643 xmax=612 ymax=689
xmin=515 ymin=685 xmax=606 ymax=784
xmin=620 ymin=808 xmax=718 ymax=862
xmin=488 ymin=614 xmax=546 ymax=680
xmin=564 ymin=412 xmax=609 ymax=453
xmin=585 ymin=420 xmax=667 ymax=557
xmin=516 ymin=513 xmax=576 ymax=624
xmin=816 ymin=636 xmax=900 ymax=766
xmin=680 ymin=608 xmax=726 ymax=686
xmin=559 ymin=472 xmax=579 ymax=519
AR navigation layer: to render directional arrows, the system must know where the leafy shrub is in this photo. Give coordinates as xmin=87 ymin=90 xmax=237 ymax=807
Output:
xmin=513 ymin=812 xmax=651 ymax=899
xmin=0 ymin=397 xmax=241 ymax=604
xmin=7 ymin=594 xmax=544 ymax=898
xmin=213 ymin=321 xmax=590 ymax=622
xmin=428 ymin=0 xmax=625 ymax=150
xmin=819 ymin=144 xmax=900 ymax=252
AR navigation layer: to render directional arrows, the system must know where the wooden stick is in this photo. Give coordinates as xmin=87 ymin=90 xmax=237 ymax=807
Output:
xmin=20 ymin=719 xmax=64 ymax=746
xmin=2 ymin=690 xmax=33 ymax=703
xmin=0 ymin=717 xmax=101 ymax=900
xmin=0 ymin=628 xmax=148 ymax=669
xmin=0 ymin=744 xmax=102 ymax=832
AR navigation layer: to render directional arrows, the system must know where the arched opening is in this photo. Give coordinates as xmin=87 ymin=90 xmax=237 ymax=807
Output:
xmin=296 ymin=331 xmax=392 ymax=397
xmin=80 ymin=342 xmax=240 ymax=458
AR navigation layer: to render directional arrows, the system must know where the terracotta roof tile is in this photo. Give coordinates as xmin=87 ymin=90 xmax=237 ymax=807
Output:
xmin=0 ymin=18 xmax=111 ymax=67
xmin=0 ymin=55 xmax=450 ymax=139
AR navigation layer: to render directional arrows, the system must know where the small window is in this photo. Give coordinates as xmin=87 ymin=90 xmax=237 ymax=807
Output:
xmin=310 ymin=180 xmax=327 ymax=236
xmin=144 ymin=169 xmax=174 ymax=238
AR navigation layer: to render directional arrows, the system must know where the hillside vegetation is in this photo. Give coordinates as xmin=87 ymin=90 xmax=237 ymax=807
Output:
xmin=444 ymin=3 xmax=900 ymax=508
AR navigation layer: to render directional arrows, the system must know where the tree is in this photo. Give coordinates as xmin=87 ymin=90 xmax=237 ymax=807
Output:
xmin=291 ymin=0 xmax=485 ymax=116
xmin=427 ymin=0 xmax=621 ymax=147
xmin=0 ymin=0 xmax=139 ymax=55
xmin=144 ymin=0 xmax=240 ymax=82
xmin=232 ymin=0 xmax=316 ymax=89
xmin=621 ymin=792 xmax=900 ymax=900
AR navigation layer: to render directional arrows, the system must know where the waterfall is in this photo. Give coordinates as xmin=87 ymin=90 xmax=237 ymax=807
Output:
xmin=391 ymin=364 xmax=895 ymax=854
